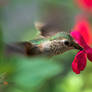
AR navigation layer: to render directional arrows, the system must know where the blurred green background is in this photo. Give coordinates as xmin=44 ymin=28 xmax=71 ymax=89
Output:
xmin=0 ymin=0 xmax=92 ymax=92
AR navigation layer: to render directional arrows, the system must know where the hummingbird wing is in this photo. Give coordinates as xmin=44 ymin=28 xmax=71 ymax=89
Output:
xmin=35 ymin=5 xmax=72 ymax=37
xmin=5 ymin=37 xmax=47 ymax=56
xmin=35 ymin=22 xmax=57 ymax=38
xmin=5 ymin=42 xmax=34 ymax=56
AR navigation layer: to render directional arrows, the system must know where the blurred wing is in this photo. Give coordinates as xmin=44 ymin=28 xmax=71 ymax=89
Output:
xmin=5 ymin=42 xmax=34 ymax=56
xmin=34 ymin=5 xmax=73 ymax=37
xmin=35 ymin=22 xmax=58 ymax=37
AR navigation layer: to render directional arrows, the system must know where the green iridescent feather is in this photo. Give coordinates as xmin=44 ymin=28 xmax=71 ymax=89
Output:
xmin=30 ymin=32 xmax=73 ymax=45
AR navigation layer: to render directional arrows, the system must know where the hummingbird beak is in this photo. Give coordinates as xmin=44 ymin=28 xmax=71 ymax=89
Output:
xmin=72 ymin=41 xmax=83 ymax=50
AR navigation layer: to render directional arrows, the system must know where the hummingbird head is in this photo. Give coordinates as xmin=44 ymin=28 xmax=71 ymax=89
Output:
xmin=61 ymin=33 xmax=83 ymax=51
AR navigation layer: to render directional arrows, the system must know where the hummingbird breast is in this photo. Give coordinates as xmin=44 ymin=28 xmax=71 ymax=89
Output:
xmin=50 ymin=40 xmax=69 ymax=55
xmin=41 ymin=40 xmax=72 ymax=56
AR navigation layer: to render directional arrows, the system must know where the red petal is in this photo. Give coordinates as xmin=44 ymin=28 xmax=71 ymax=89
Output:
xmin=72 ymin=51 xmax=87 ymax=74
xmin=72 ymin=58 xmax=80 ymax=74
xmin=85 ymin=48 xmax=92 ymax=61
xmin=75 ymin=0 xmax=92 ymax=12
xmin=71 ymin=31 xmax=89 ymax=49
xmin=72 ymin=18 xmax=92 ymax=45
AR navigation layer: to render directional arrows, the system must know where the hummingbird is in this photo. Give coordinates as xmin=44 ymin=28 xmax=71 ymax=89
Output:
xmin=5 ymin=22 xmax=83 ymax=57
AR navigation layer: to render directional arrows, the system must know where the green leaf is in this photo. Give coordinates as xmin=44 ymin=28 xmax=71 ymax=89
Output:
xmin=13 ymin=57 xmax=61 ymax=90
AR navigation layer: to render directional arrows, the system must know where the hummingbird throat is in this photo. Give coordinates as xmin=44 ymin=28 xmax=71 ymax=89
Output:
xmin=40 ymin=39 xmax=73 ymax=56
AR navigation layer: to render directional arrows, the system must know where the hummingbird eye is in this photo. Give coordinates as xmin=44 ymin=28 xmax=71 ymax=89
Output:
xmin=64 ymin=40 xmax=70 ymax=46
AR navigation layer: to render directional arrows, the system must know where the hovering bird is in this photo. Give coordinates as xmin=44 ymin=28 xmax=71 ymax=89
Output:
xmin=5 ymin=22 xmax=83 ymax=57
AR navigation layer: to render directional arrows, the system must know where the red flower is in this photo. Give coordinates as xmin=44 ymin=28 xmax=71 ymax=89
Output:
xmin=71 ymin=31 xmax=92 ymax=74
xmin=75 ymin=0 xmax=92 ymax=12
xmin=72 ymin=18 xmax=92 ymax=45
